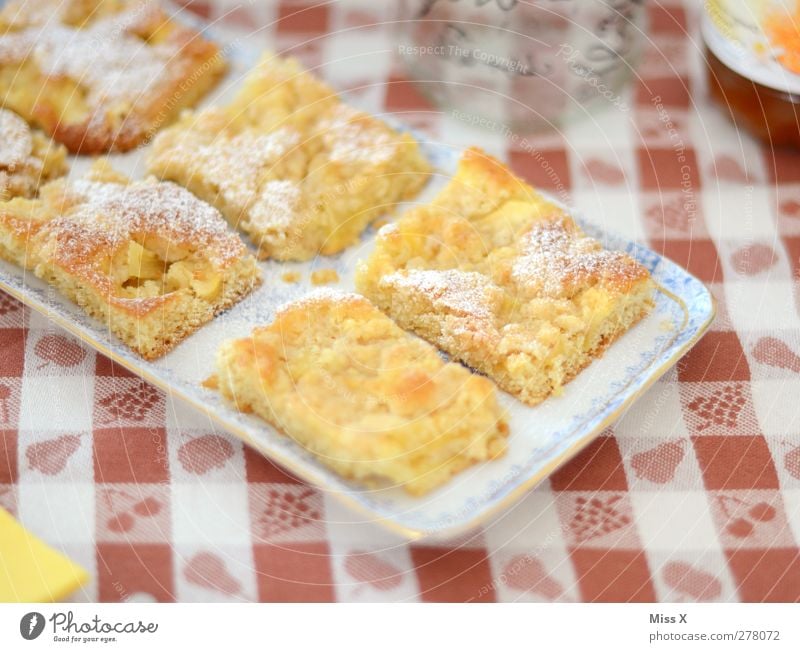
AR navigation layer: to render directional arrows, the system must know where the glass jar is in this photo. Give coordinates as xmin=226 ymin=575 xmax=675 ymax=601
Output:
xmin=395 ymin=0 xmax=646 ymax=133
xmin=702 ymin=0 xmax=800 ymax=148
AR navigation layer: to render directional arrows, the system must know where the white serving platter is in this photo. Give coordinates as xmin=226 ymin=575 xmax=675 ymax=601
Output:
xmin=0 ymin=10 xmax=715 ymax=539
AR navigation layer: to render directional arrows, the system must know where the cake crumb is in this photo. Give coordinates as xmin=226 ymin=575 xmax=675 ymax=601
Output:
xmin=311 ymin=268 xmax=339 ymax=285
xmin=281 ymin=271 xmax=302 ymax=284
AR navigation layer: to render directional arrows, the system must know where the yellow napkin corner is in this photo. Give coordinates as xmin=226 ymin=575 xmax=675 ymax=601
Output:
xmin=0 ymin=507 xmax=89 ymax=602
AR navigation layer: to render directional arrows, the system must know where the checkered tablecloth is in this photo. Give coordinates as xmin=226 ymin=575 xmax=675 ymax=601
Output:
xmin=2 ymin=0 xmax=800 ymax=602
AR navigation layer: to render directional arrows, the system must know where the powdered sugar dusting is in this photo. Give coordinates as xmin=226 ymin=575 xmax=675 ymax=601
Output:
xmin=511 ymin=219 xmax=635 ymax=298
xmin=382 ymin=269 xmax=495 ymax=320
xmin=0 ymin=2 xmax=179 ymax=107
xmin=318 ymin=104 xmax=397 ymax=166
xmin=47 ymin=178 xmax=246 ymax=269
xmin=378 ymin=222 xmax=399 ymax=237
xmin=249 ymin=180 xmax=301 ymax=232
xmin=276 ymin=288 xmax=364 ymax=316
xmin=146 ymin=56 xmax=428 ymax=258
xmin=193 ymin=130 xmax=300 ymax=210
xmin=0 ymin=108 xmax=33 ymax=167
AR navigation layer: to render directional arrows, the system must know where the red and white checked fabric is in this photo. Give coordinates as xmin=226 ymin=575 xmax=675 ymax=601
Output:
xmin=2 ymin=0 xmax=800 ymax=602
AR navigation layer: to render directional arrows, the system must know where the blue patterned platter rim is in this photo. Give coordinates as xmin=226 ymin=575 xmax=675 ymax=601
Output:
xmin=0 ymin=5 xmax=716 ymax=539
xmin=0 ymin=145 xmax=715 ymax=540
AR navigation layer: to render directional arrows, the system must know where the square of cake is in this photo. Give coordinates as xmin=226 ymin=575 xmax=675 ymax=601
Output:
xmin=356 ymin=148 xmax=655 ymax=406
xmin=0 ymin=108 xmax=67 ymax=201
xmin=0 ymin=161 xmax=261 ymax=359
xmin=0 ymin=0 xmax=227 ymax=153
xmin=210 ymin=290 xmax=508 ymax=495
xmin=147 ymin=54 xmax=431 ymax=261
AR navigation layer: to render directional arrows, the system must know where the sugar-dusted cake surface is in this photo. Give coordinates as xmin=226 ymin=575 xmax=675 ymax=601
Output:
xmin=0 ymin=108 xmax=67 ymax=201
xmin=148 ymin=54 xmax=431 ymax=261
xmin=0 ymin=161 xmax=260 ymax=359
xmin=357 ymin=148 xmax=655 ymax=406
xmin=0 ymin=0 xmax=226 ymax=153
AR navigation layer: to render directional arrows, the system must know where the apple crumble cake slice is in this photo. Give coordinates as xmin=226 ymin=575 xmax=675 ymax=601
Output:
xmin=0 ymin=161 xmax=261 ymax=359
xmin=147 ymin=54 xmax=431 ymax=261
xmin=357 ymin=148 xmax=655 ymax=406
xmin=211 ymin=290 xmax=508 ymax=495
xmin=0 ymin=0 xmax=226 ymax=153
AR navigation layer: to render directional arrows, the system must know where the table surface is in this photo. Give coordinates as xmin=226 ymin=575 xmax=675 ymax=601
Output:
xmin=2 ymin=0 xmax=800 ymax=602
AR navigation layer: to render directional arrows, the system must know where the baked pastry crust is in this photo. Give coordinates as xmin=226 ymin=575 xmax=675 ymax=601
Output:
xmin=356 ymin=148 xmax=655 ymax=406
xmin=0 ymin=0 xmax=226 ymax=153
xmin=212 ymin=290 xmax=508 ymax=495
xmin=0 ymin=108 xmax=67 ymax=201
xmin=0 ymin=161 xmax=261 ymax=359
xmin=147 ymin=54 xmax=431 ymax=261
